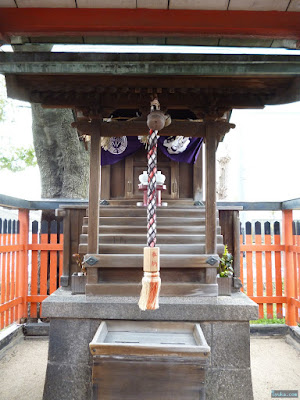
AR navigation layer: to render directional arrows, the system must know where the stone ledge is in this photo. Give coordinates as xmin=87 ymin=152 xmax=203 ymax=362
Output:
xmin=250 ymin=324 xmax=289 ymax=337
xmin=0 ymin=324 xmax=23 ymax=356
xmin=288 ymin=326 xmax=300 ymax=345
xmin=23 ymin=322 xmax=50 ymax=337
xmin=42 ymin=288 xmax=258 ymax=321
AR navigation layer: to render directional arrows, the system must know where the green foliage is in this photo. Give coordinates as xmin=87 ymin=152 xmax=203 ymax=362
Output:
xmin=0 ymin=75 xmax=16 ymax=123
xmin=0 ymin=146 xmax=37 ymax=172
xmin=0 ymin=96 xmax=5 ymax=122
xmin=0 ymin=75 xmax=7 ymax=123
xmin=218 ymin=245 xmax=234 ymax=277
xmin=250 ymin=318 xmax=285 ymax=325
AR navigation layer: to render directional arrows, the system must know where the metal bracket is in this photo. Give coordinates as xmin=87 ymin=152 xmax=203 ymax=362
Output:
xmin=85 ymin=256 xmax=99 ymax=266
xmin=206 ymin=256 xmax=219 ymax=266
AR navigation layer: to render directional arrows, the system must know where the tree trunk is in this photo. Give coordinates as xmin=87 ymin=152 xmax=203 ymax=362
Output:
xmin=31 ymin=105 xmax=90 ymax=321
xmin=32 ymin=104 xmax=89 ymax=199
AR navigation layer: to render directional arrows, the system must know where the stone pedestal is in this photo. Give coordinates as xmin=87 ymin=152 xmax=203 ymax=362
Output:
xmin=42 ymin=289 xmax=257 ymax=400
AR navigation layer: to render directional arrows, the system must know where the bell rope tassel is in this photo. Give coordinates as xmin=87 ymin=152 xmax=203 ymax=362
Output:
xmin=138 ymin=247 xmax=161 ymax=311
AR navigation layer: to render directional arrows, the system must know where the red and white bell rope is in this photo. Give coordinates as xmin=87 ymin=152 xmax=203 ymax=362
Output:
xmin=147 ymin=128 xmax=157 ymax=248
xmin=139 ymin=99 xmax=165 ymax=311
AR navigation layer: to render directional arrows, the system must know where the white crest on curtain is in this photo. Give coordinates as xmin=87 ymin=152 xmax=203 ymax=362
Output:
xmin=163 ymin=136 xmax=190 ymax=154
xmin=107 ymin=136 xmax=128 ymax=154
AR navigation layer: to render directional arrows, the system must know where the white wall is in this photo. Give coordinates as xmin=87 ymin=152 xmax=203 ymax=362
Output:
xmin=217 ymin=101 xmax=300 ymax=203
xmin=0 ymin=95 xmax=41 ymax=200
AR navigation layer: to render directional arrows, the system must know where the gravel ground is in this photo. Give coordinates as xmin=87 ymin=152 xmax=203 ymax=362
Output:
xmin=0 ymin=336 xmax=299 ymax=400
xmin=0 ymin=338 xmax=48 ymax=400
xmin=251 ymin=337 xmax=300 ymax=400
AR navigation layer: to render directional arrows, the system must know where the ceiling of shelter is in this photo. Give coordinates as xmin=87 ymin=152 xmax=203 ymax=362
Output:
xmin=0 ymin=1 xmax=299 ymax=48
xmin=1 ymin=0 xmax=299 ymax=11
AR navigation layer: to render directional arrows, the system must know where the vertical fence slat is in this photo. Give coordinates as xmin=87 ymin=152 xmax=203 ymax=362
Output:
xmin=59 ymin=222 xmax=63 ymax=285
xmin=255 ymin=222 xmax=264 ymax=319
xmin=7 ymin=221 xmax=12 ymax=326
xmin=30 ymin=221 xmax=39 ymax=319
xmin=0 ymin=219 xmax=4 ymax=329
xmin=240 ymin=223 xmax=244 ymax=292
xmin=39 ymin=220 xmax=48 ymax=318
xmin=283 ymin=209 xmax=297 ymax=326
xmin=3 ymin=220 xmax=8 ymax=327
xmin=292 ymin=222 xmax=298 ymax=323
xmin=50 ymin=221 xmax=58 ymax=295
xmin=10 ymin=221 xmax=16 ymax=324
xmin=264 ymin=222 xmax=273 ymax=319
xmin=245 ymin=222 xmax=253 ymax=296
xmin=16 ymin=220 xmax=22 ymax=321
xmin=274 ymin=221 xmax=283 ymax=319
xmin=297 ymin=221 xmax=300 ymax=323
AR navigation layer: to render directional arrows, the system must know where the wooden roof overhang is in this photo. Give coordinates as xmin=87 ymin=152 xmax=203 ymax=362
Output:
xmin=1 ymin=52 xmax=300 ymax=137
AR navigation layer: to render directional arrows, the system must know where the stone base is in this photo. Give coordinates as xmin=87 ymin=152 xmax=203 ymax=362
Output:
xmin=42 ymin=289 xmax=258 ymax=400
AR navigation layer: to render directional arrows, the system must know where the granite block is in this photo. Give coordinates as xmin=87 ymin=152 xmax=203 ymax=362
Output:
xmin=48 ymin=319 xmax=100 ymax=365
xmin=206 ymin=368 xmax=253 ymax=400
xmin=43 ymin=362 xmax=92 ymax=400
xmin=211 ymin=322 xmax=250 ymax=368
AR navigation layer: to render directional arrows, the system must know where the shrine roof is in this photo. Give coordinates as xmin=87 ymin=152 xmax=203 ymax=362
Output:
xmin=1 ymin=52 xmax=300 ymax=115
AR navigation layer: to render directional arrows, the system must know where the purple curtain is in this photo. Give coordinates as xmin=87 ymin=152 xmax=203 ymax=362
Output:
xmin=101 ymin=136 xmax=203 ymax=166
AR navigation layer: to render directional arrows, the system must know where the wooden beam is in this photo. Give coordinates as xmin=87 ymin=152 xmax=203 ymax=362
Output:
xmin=87 ymin=132 xmax=101 ymax=256
xmin=1 ymin=9 xmax=300 ymax=41
xmin=72 ymin=120 xmax=205 ymax=137
xmin=72 ymin=120 xmax=234 ymax=138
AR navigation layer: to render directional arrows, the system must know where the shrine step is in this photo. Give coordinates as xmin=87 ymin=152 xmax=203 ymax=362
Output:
xmin=79 ymin=243 xmax=224 ymax=255
xmin=83 ymin=216 xmax=216 ymax=226
xmin=103 ymin=199 xmax=197 ymax=207
xmin=84 ymin=254 xmax=220 ymax=269
xmin=89 ymin=207 xmax=206 ymax=218
xmin=79 ymin=233 xmax=224 ymax=245
xmin=82 ymin=225 xmax=222 ymax=234
xmin=86 ymin=282 xmax=218 ymax=297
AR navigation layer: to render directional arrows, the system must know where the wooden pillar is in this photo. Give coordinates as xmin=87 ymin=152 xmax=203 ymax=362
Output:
xmin=88 ymin=133 xmax=101 ymax=254
xmin=57 ymin=209 xmax=71 ymax=287
xmin=193 ymin=146 xmax=203 ymax=202
xmin=282 ymin=209 xmax=297 ymax=326
xmin=205 ymin=124 xmax=217 ymax=284
xmin=18 ymin=209 xmax=29 ymax=322
xmin=205 ymin=124 xmax=217 ymax=255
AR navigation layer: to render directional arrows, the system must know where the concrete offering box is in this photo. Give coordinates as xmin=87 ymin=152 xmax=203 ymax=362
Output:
xmin=89 ymin=320 xmax=210 ymax=400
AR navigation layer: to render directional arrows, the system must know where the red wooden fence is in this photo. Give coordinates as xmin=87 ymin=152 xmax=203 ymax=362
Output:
xmin=240 ymin=210 xmax=300 ymax=324
xmin=0 ymin=209 xmax=63 ymax=328
xmin=1 ymin=207 xmax=300 ymax=329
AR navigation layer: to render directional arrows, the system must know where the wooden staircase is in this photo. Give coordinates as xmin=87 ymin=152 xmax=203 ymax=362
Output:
xmin=80 ymin=205 xmax=224 ymax=297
